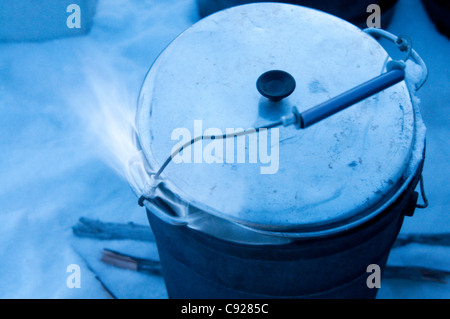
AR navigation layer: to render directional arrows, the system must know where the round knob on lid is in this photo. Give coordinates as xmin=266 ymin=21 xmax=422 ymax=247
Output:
xmin=256 ymin=70 xmax=296 ymax=102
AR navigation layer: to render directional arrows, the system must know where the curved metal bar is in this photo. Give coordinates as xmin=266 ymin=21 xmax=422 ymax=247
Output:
xmin=363 ymin=28 xmax=428 ymax=90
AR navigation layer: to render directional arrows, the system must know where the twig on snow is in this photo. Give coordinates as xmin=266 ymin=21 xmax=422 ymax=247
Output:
xmin=72 ymin=217 xmax=155 ymax=242
xmin=101 ymin=248 xmax=162 ymax=276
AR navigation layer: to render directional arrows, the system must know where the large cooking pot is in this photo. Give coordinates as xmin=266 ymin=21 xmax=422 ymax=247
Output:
xmin=132 ymin=3 xmax=428 ymax=298
xmin=197 ymin=0 xmax=398 ymax=28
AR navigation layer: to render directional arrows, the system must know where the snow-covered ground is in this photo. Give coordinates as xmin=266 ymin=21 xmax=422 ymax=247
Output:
xmin=0 ymin=0 xmax=448 ymax=299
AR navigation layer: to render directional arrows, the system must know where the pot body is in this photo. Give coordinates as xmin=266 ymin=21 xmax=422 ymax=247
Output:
xmin=147 ymin=160 xmax=422 ymax=298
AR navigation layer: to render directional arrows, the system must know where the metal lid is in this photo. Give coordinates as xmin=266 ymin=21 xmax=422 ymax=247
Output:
xmin=136 ymin=3 xmax=416 ymax=232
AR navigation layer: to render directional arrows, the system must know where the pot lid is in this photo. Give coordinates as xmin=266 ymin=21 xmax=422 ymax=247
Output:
xmin=136 ymin=3 xmax=416 ymax=232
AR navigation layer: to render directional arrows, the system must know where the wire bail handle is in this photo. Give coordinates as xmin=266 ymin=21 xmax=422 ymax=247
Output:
xmin=363 ymin=28 xmax=429 ymax=209
xmin=363 ymin=28 xmax=428 ymax=91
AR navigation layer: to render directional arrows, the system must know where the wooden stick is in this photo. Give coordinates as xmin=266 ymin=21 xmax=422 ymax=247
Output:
xmin=72 ymin=217 xmax=450 ymax=250
xmin=384 ymin=265 xmax=450 ymax=284
xmin=73 ymin=247 xmax=118 ymax=299
xmin=101 ymin=248 xmax=162 ymax=276
xmin=393 ymin=233 xmax=450 ymax=248
xmin=72 ymin=219 xmax=450 ymax=291
xmin=72 ymin=217 xmax=155 ymax=242
xmin=100 ymin=248 xmax=450 ymax=284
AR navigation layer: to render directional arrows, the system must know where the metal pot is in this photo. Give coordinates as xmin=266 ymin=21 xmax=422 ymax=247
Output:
xmin=133 ymin=3 xmax=428 ymax=298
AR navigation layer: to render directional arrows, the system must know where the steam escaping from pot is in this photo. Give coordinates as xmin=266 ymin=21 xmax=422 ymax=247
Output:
xmin=67 ymin=54 xmax=151 ymax=197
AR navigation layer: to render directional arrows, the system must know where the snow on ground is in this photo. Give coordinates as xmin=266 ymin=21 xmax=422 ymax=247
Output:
xmin=0 ymin=0 xmax=448 ymax=299
xmin=0 ymin=0 xmax=198 ymax=299
xmin=376 ymin=0 xmax=450 ymax=299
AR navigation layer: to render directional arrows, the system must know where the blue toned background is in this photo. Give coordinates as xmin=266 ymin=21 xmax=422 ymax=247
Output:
xmin=0 ymin=0 xmax=448 ymax=298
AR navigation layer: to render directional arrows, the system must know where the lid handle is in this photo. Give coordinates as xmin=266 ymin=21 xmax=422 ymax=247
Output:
xmin=282 ymin=67 xmax=405 ymax=129
xmin=256 ymin=70 xmax=296 ymax=102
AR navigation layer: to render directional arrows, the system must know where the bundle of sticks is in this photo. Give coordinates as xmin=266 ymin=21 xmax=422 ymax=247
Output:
xmin=73 ymin=217 xmax=450 ymax=284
